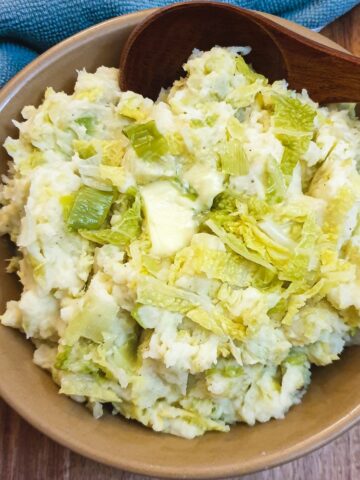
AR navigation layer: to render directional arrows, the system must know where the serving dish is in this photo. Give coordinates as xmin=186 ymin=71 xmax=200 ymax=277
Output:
xmin=0 ymin=9 xmax=359 ymax=478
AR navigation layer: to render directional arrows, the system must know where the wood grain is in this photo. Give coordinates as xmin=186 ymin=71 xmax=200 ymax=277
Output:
xmin=1 ymin=4 xmax=360 ymax=480
xmin=322 ymin=5 xmax=360 ymax=56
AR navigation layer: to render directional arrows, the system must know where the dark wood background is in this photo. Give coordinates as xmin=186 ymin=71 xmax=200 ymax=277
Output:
xmin=1 ymin=5 xmax=360 ymax=479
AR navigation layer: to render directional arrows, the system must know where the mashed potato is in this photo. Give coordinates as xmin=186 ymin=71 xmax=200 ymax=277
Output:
xmin=1 ymin=47 xmax=360 ymax=438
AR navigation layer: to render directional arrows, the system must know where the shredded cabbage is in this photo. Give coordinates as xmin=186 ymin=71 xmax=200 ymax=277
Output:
xmin=123 ymin=120 xmax=168 ymax=162
xmin=1 ymin=48 xmax=360 ymax=440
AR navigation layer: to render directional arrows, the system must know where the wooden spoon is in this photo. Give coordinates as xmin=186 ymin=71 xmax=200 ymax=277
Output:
xmin=119 ymin=1 xmax=360 ymax=104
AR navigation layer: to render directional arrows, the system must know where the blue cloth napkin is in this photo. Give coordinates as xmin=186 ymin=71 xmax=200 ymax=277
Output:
xmin=0 ymin=0 xmax=358 ymax=88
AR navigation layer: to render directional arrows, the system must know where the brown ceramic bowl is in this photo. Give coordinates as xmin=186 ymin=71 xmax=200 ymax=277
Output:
xmin=0 ymin=9 xmax=359 ymax=478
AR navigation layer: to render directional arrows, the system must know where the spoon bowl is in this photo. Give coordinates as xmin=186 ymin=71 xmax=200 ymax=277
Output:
xmin=120 ymin=1 xmax=360 ymax=103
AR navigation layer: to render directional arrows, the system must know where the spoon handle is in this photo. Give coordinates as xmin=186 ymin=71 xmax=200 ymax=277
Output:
xmin=248 ymin=11 xmax=360 ymax=104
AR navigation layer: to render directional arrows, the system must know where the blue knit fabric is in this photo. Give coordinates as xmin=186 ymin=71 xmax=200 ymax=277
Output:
xmin=0 ymin=0 xmax=358 ymax=87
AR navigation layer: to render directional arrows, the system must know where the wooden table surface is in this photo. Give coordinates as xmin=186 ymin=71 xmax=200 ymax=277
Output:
xmin=1 ymin=5 xmax=360 ymax=480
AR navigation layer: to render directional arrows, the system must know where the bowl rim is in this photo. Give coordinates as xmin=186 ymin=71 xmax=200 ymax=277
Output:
xmin=0 ymin=8 xmax=359 ymax=479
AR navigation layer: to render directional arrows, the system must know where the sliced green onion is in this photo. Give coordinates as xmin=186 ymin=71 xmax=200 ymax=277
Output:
xmin=190 ymin=119 xmax=204 ymax=128
xmin=79 ymin=189 xmax=142 ymax=245
xmin=123 ymin=120 xmax=168 ymax=161
xmin=166 ymin=132 xmax=185 ymax=155
xmin=75 ymin=116 xmax=96 ymax=135
xmin=205 ymin=114 xmax=219 ymax=127
xmin=67 ymin=186 xmax=114 ymax=231
xmin=219 ymin=138 xmax=249 ymax=176
xmin=73 ymin=139 xmax=97 ymax=159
